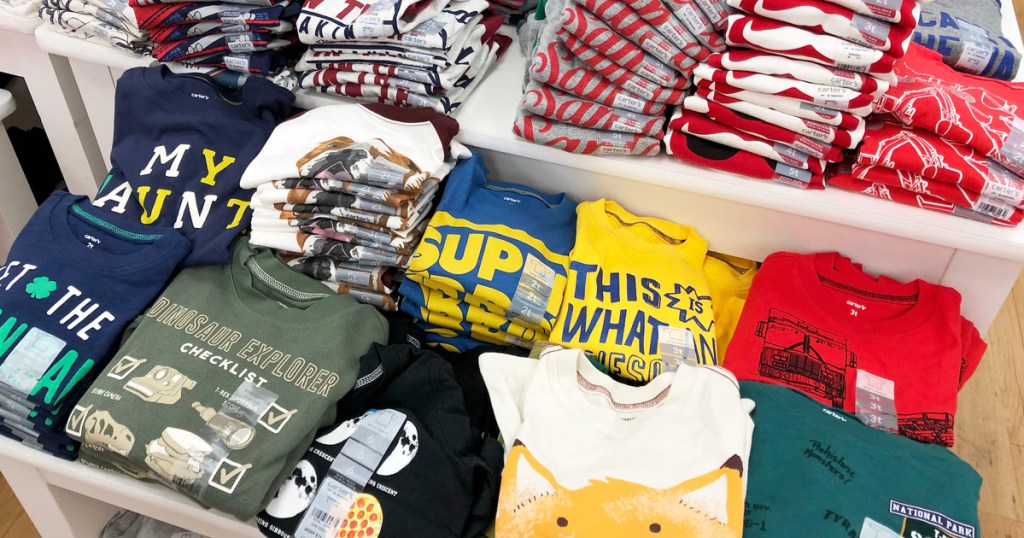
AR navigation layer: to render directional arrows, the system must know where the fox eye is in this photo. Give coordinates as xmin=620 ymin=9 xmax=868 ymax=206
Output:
xmin=649 ymin=523 xmax=661 ymax=533
xmin=556 ymin=517 xmax=568 ymax=527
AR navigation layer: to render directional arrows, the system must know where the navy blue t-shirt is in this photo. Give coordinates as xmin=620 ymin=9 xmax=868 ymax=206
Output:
xmin=0 ymin=192 xmax=189 ymax=419
xmin=93 ymin=65 xmax=294 ymax=265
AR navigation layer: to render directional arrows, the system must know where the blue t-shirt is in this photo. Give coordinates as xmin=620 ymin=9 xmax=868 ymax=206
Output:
xmin=0 ymin=192 xmax=189 ymax=425
xmin=399 ymin=152 xmax=577 ymax=350
xmin=93 ymin=65 xmax=294 ymax=265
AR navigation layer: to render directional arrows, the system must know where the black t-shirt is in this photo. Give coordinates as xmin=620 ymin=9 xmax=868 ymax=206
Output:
xmin=257 ymin=344 xmax=502 ymax=538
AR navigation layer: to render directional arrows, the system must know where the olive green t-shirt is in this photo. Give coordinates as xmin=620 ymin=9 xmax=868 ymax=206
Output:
xmin=66 ymin=240 xmax=388 ymax=520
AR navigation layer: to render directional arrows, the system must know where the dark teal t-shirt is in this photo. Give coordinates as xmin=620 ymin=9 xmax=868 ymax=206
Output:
xmin=741 ymin=382 xmax=981 ymax=538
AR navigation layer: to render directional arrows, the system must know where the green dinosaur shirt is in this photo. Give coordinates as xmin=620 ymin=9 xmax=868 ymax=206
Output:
xmin=741 ymin=382 xmax=981 ymax=538
xmin=66 ymin=239 xmax=388 ymax=520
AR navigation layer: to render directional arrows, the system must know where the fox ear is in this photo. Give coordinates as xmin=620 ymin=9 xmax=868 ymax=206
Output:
xmin=676 ymin=473 xmax=730 ymax=525
xmin=672 ymin=455 xmax=745 ymax=530
xmin=506 ymin=444 xmax=565 ymax=510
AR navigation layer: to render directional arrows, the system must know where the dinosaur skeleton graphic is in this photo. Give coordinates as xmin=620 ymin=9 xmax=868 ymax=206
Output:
xmin=860 ymin=128 xmax=956 ymax=182
xmin=880 ymin=63 xmax=1022 ymax=175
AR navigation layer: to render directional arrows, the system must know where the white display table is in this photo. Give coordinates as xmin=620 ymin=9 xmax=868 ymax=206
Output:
xmin=0 ymin=12 xmax=107 ymax=196
xmin=2 ymin=5 xmax=1024 ymax=538
xmin=33 ymin=24 xmax=154 ymax=172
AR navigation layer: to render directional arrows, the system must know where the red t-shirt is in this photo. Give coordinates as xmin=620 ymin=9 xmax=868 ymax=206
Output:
xmin=875 ymin=44 xmax=1024 ymax=178
xmin=723 ymin=252 xmax=986 ymax=446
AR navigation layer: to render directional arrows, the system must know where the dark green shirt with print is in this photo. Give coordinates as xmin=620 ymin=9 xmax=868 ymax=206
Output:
xmin=66 ymin=240 xmax=388 ymax=520
xmin=741 ymin=382 xmax=981 ymax=538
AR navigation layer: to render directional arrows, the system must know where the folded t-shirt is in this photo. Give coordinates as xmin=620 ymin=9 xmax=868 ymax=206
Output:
xmin=727 ymin=0 xmax=916 ymax=53
xmin=522 ymin=81 xmax=666 ymax=137
xmin=831 ymin=171 xmax=1022 ymax=226
xmin=685 ymin=95 xmax=846 ymax=161
xmin=698 ymin=87 xmax=864 ymax=148
xmin=695 ymin=79 xmax=866 ymax=131
xmin=725 ymin=13 xmax=899 ymax=75
xmin=875 ymin=43 xmax=1024 ymax=178
xmin=666 ymin=129 xmax=825 ymax=188
xmin=669 ymin=108 xmax=828 ymax=173
xmin=513 ymin=108 xmax=662 ymax=156
xmin=914 ymin=0 xmax=1021 ymax=81
xmin=857 ymin=120 xmax=1024 ymax=206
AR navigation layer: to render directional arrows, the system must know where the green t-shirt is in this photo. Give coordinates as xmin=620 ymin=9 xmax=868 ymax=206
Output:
xmin=741 ymin=382 xmax=981 ymax=538
xmin=66 ymin=239 xmax=388 ymax=520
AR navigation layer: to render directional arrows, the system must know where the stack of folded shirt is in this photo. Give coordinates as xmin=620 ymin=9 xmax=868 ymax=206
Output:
xmin=0 ymin=192 xmax=189 ymax=460
xmin=397 ymin=151 xmax=577 ymax=352
xmin=294 ymin=0 xmax=511 ymax=115
xmin=240 ymin=103 xmax=470 ymax=310
xmin=914 ymin=0 xmax=1021 ymax=81
xmin=131 ymin=0 xmax=300 ymax=76
xmin=667 ymin=0 xmax=921 ymax=185
xmin=514 ymin=0 xmax=725 ymax=155
xmin=38 ymin=0 xmax=150 ymax=53
xmin=831 ymin=43 xmax=1024 ymax=226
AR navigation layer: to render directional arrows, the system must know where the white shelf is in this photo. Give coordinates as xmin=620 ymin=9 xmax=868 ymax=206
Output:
xmin=33 ymin=24 xmax=154 ymax=71
xmin=0 ymin=437 xmax=260 ymax=537
xmin=0 ymin=12 xmax=40 ymax=34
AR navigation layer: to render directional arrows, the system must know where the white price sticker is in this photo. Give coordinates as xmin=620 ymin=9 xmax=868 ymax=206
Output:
xmin=612 ymin=93 xmax=647 ymax=114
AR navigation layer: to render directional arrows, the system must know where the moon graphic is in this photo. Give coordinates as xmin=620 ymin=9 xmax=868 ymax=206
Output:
xmin=376 ymin=421 xmax=419 ymax=476
xmin=265 ymin=459 xmax=318 ymax=519
xmin=315 ymin=415 xmax=362 ymax=445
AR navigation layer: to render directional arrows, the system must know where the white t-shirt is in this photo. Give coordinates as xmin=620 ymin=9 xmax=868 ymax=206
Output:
xmin=480 ymin=348 xmax=755 ymax=537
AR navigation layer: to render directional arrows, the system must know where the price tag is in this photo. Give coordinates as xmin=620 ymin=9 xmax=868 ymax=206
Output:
xmin=0 ymin=328 xmax=65 ymax=393
xmin=855 ymin=369 xmax=898 ymax=434
xmin=862 ymin=0 xmax=900 ymax=21
xmin=997 ymin=117 xmax=1024 ymax=174
xmin=612 ymin=93 xmax=646 ymax=114
xmin=850 ymin=14 xmax=890 ymax=48
xmin=610 ymin=117 xmax=643 ymax=134
xmin=224 ymin=55 xmax=251 ymax=73
xmin=773 ymin=162 xmax=813 ymax=184
xmin=659 ymin=326 xmax=697 ymax=371
xmin=226 ymin=34 xmax=256 ymax=53
xmin=295 ymin=410 xmax=406 ymax=538
xmin=693 ymin=0 xmax=727 ymax=26
xmin=860 ymin=517 xmax=902 ymax=538
xmin=220 ymin=11 xmax=245 ymax=25
xmin=971 ymin=196 xmax=1014 ymax=221
xmin=509 ymin=254 xmax=556 ymax=326
xmin=981 ymin=160 xmax=1024 ymax=206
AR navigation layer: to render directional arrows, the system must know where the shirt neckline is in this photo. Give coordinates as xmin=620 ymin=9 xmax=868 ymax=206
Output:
xmin=792 ymin=252 xmax=938 ymax=335
xmin=47 ymin=193 xmax=185 ymax=274
xmin=585 ymin=199 xmax=708 ymax=265
xmin=549 ymin=348 xmax=697 ymax=431
xmin=227 ymin=240 xmax=366 ymax=325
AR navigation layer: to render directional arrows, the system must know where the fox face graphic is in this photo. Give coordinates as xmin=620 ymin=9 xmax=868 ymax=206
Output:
xmin=497 ymin=441 xmax=744 ymax=537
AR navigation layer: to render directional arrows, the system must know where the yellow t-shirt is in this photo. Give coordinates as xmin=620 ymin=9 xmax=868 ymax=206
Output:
xmin=550 ymin=200 xmax=717 ymax=383
xmin=703 ymin=253 xmax=758 ymax=363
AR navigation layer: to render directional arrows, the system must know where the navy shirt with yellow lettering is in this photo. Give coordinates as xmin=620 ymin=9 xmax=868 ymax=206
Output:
xmin=92 ymin=65 xmax=293 ymax=266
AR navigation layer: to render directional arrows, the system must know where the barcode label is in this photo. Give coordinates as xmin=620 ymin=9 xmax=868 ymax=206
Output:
xmin=974 ymin=198 xmax=1015 ymax=221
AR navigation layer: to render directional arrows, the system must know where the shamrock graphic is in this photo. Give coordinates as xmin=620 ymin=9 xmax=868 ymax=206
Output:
xmin=25 ymin=277 xmax=57 ymax=300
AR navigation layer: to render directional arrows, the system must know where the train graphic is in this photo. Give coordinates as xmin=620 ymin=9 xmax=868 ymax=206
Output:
xmin=755 ymin=309 xmax=856 ymax=408
xmin=899 ymin=412 xmax=955 ymax=446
